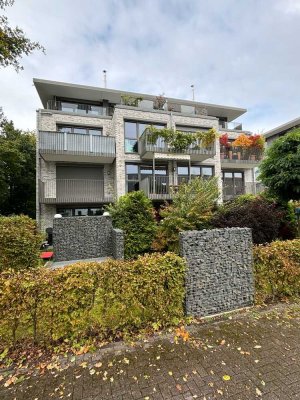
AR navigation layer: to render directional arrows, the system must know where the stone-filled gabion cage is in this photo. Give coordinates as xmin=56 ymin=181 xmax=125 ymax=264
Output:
xmin=180 ymin=227 xmax=254 ymax=317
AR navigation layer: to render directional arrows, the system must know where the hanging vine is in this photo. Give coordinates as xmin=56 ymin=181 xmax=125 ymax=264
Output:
xmin=145 ymin=126 xmax=218 ymax=152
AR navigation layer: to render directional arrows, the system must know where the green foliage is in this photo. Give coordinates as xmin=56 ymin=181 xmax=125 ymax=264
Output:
xmin=211 ymin=196 xmax=296 ymax=244
xmin=146 ymin=126 xmax=218 ymax=152
xmin=106 ymin=191 xmax=157 ymax=259
xmin=254 ymin=239 xmax=300 ymax=303
xmin=153 ymin=177 xmax=219 ymax=252
xmin=121 ymin=94 xmax=143 ymax=107
xmin=0 ymin=215 xmax=43 ymax=272
xmin=0 ymin=1 xmax=45 ymax=71
xmin=0 ymin=114 xmax=36 ymax=217
xmin=0 ymin=253 xmax=186 ymax=345
xmin=259 ymin=129 xmax=300 ymax=201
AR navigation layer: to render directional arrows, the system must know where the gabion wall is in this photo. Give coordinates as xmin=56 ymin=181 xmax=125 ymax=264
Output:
xmin=53 ymin=216 xmax=124 ymax=261
xmin=180 ymin=228 xmax=254 ymax=317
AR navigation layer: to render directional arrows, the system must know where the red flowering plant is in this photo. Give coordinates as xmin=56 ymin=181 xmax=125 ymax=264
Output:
xmin=219 ymin=133 xmax=231 ymax=149
xmin=249 ymin=134 xmax=265 ymax=149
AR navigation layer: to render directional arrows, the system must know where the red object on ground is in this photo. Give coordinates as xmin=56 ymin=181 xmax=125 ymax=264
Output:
xmin=40 ymin=251 xmax=54 ymax=260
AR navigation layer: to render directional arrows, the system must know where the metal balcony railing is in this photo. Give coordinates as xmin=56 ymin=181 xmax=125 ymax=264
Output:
xmin=46 ymin=100 xmax=106 ymax=116
xmin=39 ymin=131 xmax=116 ymax=158
xmin=39 ymin=179 xmax=114 ymax=204
xmin=138 ymin=131 xmax=216 ymax=158
xmin=223 ymin=182 xmax=265 ymax=200
xmin=139 ymin=176 xmax=174 ymax=200
xmin=220 ymin=146 xmax=263 ymax=163
xmin=219 ymin=121 xmax=243 ymax=130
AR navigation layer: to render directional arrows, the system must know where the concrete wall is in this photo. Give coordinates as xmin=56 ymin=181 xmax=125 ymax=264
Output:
xmin=180 ymin=228 xmax=254 ymax=317
xmin=53 ymin=216 xmax=124 ymax=261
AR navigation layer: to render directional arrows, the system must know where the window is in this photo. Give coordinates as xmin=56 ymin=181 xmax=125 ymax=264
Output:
xmin=124 ymin=121 xmax=165 ymax=153
xmin=126 ymin=163 xmax=168 ymax=192
xmin=57 ymin=207 xmax=104 ymax=217
xmin=57 ymin=125 xmax=102 ymax=135
xmin=222 ymin=171 xmax=244 ymax=196
xmin=177 ymin=164 xmax=214 ymax=184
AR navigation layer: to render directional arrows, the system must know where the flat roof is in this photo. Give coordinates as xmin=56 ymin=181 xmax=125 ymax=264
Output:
xmin=33 ymin=78 xmax=247 ymax=122
xmin=264 ymin=116 xmax=300 ymax=139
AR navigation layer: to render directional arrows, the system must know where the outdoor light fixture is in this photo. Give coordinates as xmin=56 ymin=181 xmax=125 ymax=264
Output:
xmin=54 ymin=214 xmax=62 ymax=219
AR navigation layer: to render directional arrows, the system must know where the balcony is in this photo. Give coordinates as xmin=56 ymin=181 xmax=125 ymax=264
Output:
xmin=39 ymin=179 xmax=114 ymax=204
xmin=139 ymin=176 xmax=175 ymax=200
xmin=223 ymin=182 xmax=265 ymax=201
xmin=220 ymin=146 xmax=263 ymax=168
xmin=46 ymin=100 xmax=114 ymax=117
xmin=138 ymin=131 xmax=216 ymax=162
xmin=219 ymin=121 xmax=243 ymax=131
xmin=39 ymin=131 xmax=116 ymax=163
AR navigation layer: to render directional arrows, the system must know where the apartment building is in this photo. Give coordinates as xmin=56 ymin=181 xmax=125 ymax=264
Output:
xmin=264 ymin=116 xmax=300 ymax=147
xmin=34 ymin=79 xmax=262 ymax=232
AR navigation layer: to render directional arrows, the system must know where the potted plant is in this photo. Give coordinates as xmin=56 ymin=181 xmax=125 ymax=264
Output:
xmin=153 ymin=95 xmax=167 ymax=110
xmin=249 ymin=134 xmax=265 ymax=160
xmin=219 ymin=133 xmax=229 ymax=159
xmin=232 ymin=134 xmax=252 ymax=160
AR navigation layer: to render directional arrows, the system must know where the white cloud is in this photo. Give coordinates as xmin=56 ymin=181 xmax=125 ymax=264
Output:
xmin=0 ymin=0 xmax=300 ymax=133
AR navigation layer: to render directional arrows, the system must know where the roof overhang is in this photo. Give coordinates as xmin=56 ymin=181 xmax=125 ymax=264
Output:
xmin=33 ymin=78 xmax=247 ymax=122
xmin=264 ymin=116 xmax=300 ymax=139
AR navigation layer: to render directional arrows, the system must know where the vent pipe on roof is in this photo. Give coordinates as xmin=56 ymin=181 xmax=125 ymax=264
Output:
xmin=103 ymin=70 xmax=107 ymax=88
xmin=191 ymin=84 xmax=195 ymax=101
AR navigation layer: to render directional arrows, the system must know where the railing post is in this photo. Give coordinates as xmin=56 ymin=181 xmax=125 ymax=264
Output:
xmin=64 ymin=131 xmax=67 ymax=151
xmin=89 ymin=134 xmax=93 ymax=153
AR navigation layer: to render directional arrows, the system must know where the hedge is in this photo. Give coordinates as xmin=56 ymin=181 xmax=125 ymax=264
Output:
xmin=0 ymin=215 xmax=43 ymax=272
xmin=0 ymin=252 xmax=186 ymax=345
xmin=254 ymin=239 xmax=300 ymax=302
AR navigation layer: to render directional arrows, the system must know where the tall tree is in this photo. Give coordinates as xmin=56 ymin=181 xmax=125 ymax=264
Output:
xmin=0 ymin=0 xmax=44 ymax=71
xmin=0 ymin=110 xmax=36 ymax=217
xmin=259 ymin=129 xmax=300 ymax=201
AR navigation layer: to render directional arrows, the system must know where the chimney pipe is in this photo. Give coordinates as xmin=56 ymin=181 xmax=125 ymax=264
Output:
xmin=103 ymin=70 xmax=107 ymax=88
xmin=191 ymin=84 xmax=195 ymax=101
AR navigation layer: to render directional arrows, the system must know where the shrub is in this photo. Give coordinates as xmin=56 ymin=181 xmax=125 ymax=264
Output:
xmin=254 ymin=239 xmax=300 ymax=302
xmin=0 ymin=215 xmax=43 ymax=272
xmin=211 ymin=196 xmax=295 ymax=244
xmin=153 ymin=177 xmax=219 ymax=252
xmin=0 ymin=253 xmax=186 ymax=345
xmin=106 ymin=191 xmax=157 ymax=259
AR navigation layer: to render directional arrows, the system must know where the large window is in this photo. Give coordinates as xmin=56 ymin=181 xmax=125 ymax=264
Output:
xmin=126 ymin=163 xmax=168 ymax=192
xmin=57 ymin=125 xmax=102 ymax=135
xmin=222 ymin=171 xmax=244 ymax=196
xmin=124 ymin=121 xmax=165 ymax=153
xmin=177 ymin=164 xmax=214 ymax=184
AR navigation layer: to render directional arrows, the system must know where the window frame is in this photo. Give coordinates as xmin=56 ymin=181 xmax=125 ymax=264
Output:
xmin=57 ymin=125 xmax=103 ymax=135
xmin=124 ymin=120 xmax=166 ymax=154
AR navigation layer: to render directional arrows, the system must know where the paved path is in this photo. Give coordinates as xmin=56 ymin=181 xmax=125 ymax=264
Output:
xmin=1 ymin=304 xmax=300 ymax=400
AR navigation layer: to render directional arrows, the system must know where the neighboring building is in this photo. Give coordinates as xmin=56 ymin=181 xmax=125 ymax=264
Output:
xmin=34 ymin=79 xmax=263 ymax=232
xmin=264 ymin=116 xmax=300 ymax=147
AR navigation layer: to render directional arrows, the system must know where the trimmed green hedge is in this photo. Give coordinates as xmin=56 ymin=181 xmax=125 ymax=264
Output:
xmin=0 ymin=215 xmax=43 ymax=272
xmin=254 ymin=239 xmax=300 ymax=302
xmin=0 ymin=253 xmax=186 ymax=345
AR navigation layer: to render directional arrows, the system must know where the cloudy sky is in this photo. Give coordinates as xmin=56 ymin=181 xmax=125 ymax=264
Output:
xmin=1 ymin=0 xmax=300 ymax=132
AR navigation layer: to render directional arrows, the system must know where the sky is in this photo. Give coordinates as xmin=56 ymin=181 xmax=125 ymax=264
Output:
xmin=1 ymin=0 xmax=300 ymax=133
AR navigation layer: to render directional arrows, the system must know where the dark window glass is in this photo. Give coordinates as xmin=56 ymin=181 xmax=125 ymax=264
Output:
xmin=178 ymin=166 xmax=189 ymax=176
xmin=73 ymin=127 xmax=87 ymax=134
xmin=125 ymin=139 xmax=138 ymax=153
xmin=202 ymin=167 xmax=213 ymax=178
xmin=127 ymin=181 xmax=139 ymax=192
xmin=191 ymin=166 xmax=201 ymax=176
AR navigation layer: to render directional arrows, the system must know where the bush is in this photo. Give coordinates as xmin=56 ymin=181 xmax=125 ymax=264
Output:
xmin=106 ymin=191 xmax=157 ymax=259
xmin=0 ymin=252 xmax=186 ymax=345
xmin=254 ymin=239 xmax=300 ymax=302
xmin=153 ymin=177 xmax=219 ymax=252
xmin=211 ymin=196 xmax=295 ymax=244
xmin=0 ymin=215 xmax=43 ymax=272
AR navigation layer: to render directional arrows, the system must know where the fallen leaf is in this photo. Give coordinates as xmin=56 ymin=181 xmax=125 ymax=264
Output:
xmin=176 ymin=384 xmax=182 ymax=391
xmin=90 ymin=369 xmax=95 ymax=375
xmin=256 ymin=387 xmax=262 ymax=396
xmin=222 ymin=375 xmax=231 ymax=381
xmin=94 ymin=362 xmax=102 ymax=368
xmin=168 ymin=371 xmax=173 ymax=376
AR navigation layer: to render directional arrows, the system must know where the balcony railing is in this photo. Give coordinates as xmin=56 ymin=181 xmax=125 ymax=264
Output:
xmin=46 ymin=100 xmax=115 ymax=116
xmin=39 ymin=131 xmax=116 ymax=158
xmin=138 ymin=131 xmax=216 ymax=159
xmin=139 ymin=176 xmax=174 ymax=200
xmin=220 ymin=146 xmax=263 ymax=164
xmin=39 ymin=179 xmax=114 ymax=204
xmin=219 ymin=121 xmax=243 ymax=130
xmin=223 ymin=182 xmax=265 ymax=201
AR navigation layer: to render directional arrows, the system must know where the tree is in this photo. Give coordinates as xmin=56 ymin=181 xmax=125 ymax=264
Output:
xmin=106 ymin=191 xmax=157 ymax=259
xmin=0 ymin=111 xmax=36 ymax=217
xmin=259 ymin=129 xmax=300 ymax=201
xmin=0 ymin=0 xmax=45 ymax=71
xmin=152 ymin=177 xmax=219 ymax=252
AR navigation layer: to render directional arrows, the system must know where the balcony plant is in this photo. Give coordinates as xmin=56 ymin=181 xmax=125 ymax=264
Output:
xmin=121 ymin=94 xmax=143 ymax=107
xmin=232 ymin=133 xmax=252 ymax=160
xmin=145 ymin=126 xmax=217 ymax=152
xmin=219 ymin=133 xmax=230 ymax=159
xmin=153 ymin=95 xmax=167 ymax=110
